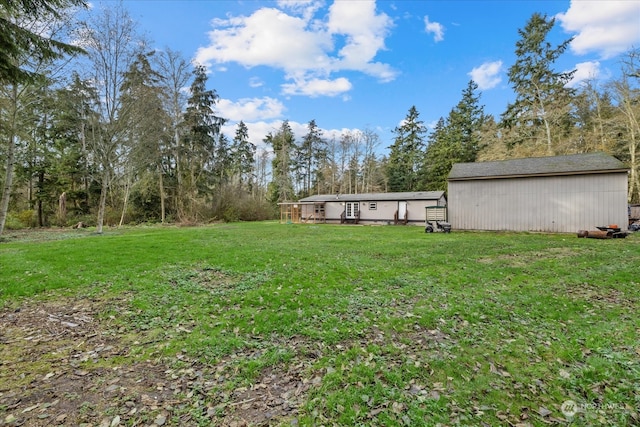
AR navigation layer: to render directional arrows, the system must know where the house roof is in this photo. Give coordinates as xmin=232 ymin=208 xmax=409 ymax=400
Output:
xmin=299 ymin=191 xmax=445 ymax=203
xmin=448 ymin=152 xmax=627 ymax=181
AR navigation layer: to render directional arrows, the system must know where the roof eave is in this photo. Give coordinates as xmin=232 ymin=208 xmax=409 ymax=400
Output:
xmin=448 ymin=168 xmax=629 ymax=181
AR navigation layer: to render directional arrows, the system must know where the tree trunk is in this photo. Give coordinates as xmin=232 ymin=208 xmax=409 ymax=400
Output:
xmin=534 ymin=84 xmax=553 ymax=155
xmin=96 ymin=171 xmax=109 ymax=234
xmin=0 ymin=86 xmax=19 ymax=237
xmin=119 ymin=177 xmax=130 ymax=227
xmin=619 ymin=84 xmax=640 ymax=203
xmin=174 ymin=127 xmax=183 ymax=220
xmin=81 ymin=121 xmax=90 ymax=206
xmin=37 ymin=170 xmax=45 ymax=227
xmin=0 ymin=133 xmax=16 ymax=237
xmin=58 ymin=192 xmax=67 ymax=226
xmin=627 ymin=111 xmax=639 ymax=202
xmin=159 ymin=165 xmax=166 ymax=223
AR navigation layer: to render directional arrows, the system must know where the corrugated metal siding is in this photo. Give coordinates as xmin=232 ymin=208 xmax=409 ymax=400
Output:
xmin=448 ymin=173 xmax=628 ymax=232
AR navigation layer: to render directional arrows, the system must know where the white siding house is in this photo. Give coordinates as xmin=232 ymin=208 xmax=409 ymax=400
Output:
xmin=281 ymin=191 xmax=446 ymax=225
xmin=447 ymin=153 xmax=629 ymax=232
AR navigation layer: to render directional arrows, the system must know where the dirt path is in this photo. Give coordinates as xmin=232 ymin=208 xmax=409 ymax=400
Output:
xmin=0 ymin=296 xmax=311 ymax=426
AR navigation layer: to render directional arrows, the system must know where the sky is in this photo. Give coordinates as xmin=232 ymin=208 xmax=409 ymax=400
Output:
xmin=94 ymin=0 xmax=640 ymax=154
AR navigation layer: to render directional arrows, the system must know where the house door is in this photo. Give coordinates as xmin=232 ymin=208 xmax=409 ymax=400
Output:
xmin=345 ymin=202 xmax=359 ymax=219
xmin=398 ymin=201 xmax=407 ymax=221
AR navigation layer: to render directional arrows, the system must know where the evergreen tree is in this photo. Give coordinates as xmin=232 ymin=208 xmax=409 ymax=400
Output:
xmin=421 ymin=118 xmax=450 ymax=191
xmin=266 ymin=121 xmax=295 ymax=203
xmin=0 ymin=0 xmax=86 ymax=84
xmin=154 ymin=48 xmax=192 ymax=221
xmin=49 ymin=73 xmax=100 ymax=218
xmin=180 ymin=64 xmax=226 ymax=220
xmin=214 ymin=133 xmax=232 ymax=186
xmin=0 ymin=0 xmax=86 ymax=236
xmin=500 ymin=12 xmax=576 ymax=154
xmin=387 ymin=106 xmax=427 ymax=191
xmin=451 ymin=81 xmax=485 ymax=163
xmin=14 ymin=82 xmax=53 ymax=227
xmin=421 ymin=81 xmax=485 ymax=191
xmin=296 ymin=119 xmax=326 ymax=197
xmin=315 ymin=136 xmax=339 ymax=195
xmin=77 ymin=2 xmax=144 ymax=233
xmin=231 ymin=121 xmax=256 ymax=190
xmin=120 ymin=52 xmax=171 ymax=223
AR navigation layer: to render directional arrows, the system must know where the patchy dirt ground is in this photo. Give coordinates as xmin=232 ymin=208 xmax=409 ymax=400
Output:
xmin=0 ymin=296 xmax=312 ymax=426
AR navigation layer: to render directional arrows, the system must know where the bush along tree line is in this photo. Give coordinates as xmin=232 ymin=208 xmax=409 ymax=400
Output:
xmin=1 ymin=4 xmax=639 ymax=236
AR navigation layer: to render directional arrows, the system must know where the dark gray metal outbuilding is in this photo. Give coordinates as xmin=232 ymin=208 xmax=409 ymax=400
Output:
xmin=447 ymin=152 xmax=629 ymax=232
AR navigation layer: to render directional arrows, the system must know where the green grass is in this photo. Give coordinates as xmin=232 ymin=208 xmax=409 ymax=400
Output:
xmin=1 ymin=222 xmax=639 ymax=426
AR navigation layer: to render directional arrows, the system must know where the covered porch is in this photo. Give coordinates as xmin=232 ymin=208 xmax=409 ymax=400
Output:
xmin=278 ymin=201 xmax=326 ymax=224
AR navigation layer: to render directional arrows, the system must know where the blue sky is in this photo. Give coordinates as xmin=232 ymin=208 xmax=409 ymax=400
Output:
xmin=100 ymin=0 xmax=640 ymax=154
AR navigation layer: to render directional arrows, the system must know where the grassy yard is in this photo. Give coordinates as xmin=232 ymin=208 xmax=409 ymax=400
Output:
xmin=0 ymin=222 xmax=638 ymax=426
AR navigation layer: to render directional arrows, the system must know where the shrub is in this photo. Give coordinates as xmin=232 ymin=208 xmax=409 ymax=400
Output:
xmin=4 ymin=213 xmax=26 ymax=230
xmin=222 ymin=206 xmax=240 ymax=223
xmin=16 ymin=210 xmax=36 ymax=228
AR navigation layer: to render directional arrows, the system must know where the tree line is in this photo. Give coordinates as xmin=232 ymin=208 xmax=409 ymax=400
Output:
xmin=1 ymin=3 xmax=639 ymax=236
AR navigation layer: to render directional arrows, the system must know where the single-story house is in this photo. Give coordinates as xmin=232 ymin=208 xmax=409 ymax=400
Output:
xmin=279 ymin=191 xmax=446 ymax=225
xmin=447 ymin=152 xmax=629 ymax=232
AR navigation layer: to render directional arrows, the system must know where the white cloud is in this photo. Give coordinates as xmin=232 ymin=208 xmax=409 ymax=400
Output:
xmin=195 ymin=0 xmax=396 ymax=97
xmin=565 ymin=61 xmax=602 ymax=88
xmin=277 ymin=0 xmax=318 ymax=8
xmin=281 ymin=76 xmax=352 ymax=97
xmin=556 ymin=0 xmax=640 ymax=59
xmin=248 ymin=77 xmax=263 ymax=88
xmin=221 ymin=119 xmax=363 ymax=152
xmin=221 ymin=120 xmax=296 ymax=149
xmin=424 ymin=16 xmax=444 ymax=42
xmin=468 ymin=60 xmax=503 ymax=90
xmin=221 ymin=121 xmax=274 ymax=148
xmin=217 ymin=97 xmax=286 ymax=122
xmin=196 ymin=8 xmax=332 ymax=71
xmin=322 ymin=127 xmax=366 ymax=143
xmin=277 ymin=0 xmax=323 ymax=20
xmin=426 ymin=120 xmax=440 ymax=131
xmin=327 ymin=1 xmax=396 ymax=79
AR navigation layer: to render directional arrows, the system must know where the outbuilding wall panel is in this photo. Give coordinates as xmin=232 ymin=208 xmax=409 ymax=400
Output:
xmin=448 ymin=173 xmax=628 ymax=232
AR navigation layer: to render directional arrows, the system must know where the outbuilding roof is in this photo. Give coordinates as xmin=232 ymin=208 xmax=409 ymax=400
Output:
xmin=448 ymin=152 xmax=627 ymax=181
xmin=299 ymin=191 xmax=445 ymax=203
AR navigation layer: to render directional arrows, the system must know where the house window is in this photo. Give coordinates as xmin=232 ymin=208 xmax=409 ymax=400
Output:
xmin=369 ymin=202 xmax=377 ymax=210
xmin=345 ymin=202 xmax=359 ymax=219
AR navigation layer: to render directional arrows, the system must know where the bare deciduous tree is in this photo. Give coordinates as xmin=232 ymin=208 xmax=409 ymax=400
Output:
xmin=76 ymin=3 xmax=144 ymax=233
xmin=154 ymin=48 xmax=192 ymax=220
xmin=610 ymin=49 xmax=640 ymax=203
